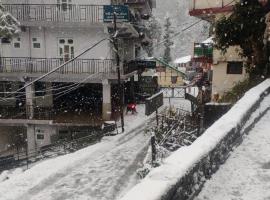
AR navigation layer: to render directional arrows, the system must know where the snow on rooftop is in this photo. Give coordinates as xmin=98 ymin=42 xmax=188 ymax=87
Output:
xmin=174 ymin=55 xmax=191 ymax=64
xmin=202 ymin=36 xmax=214 ymax=44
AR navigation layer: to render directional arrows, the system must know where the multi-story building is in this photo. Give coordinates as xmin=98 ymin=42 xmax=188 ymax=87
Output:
xmin=189 ymin=0 xmax=247 ymax=99
xmin=0 ymin=0 xmax=156 ymax=156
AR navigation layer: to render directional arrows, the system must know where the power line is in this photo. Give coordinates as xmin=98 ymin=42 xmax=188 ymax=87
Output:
xmin=12 ymin=38 xmax=109 ymax=96
xmin=138 ymin=0 xmax=237 ymax=59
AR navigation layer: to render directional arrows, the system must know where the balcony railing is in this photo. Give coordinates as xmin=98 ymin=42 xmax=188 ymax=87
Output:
xmin=189 ymin=0 xmax=236 ymax=16
xmin=3 ymin=4 xmax=104 ymax=23
xmin=0 ymin=57 xmax=115 ymax=75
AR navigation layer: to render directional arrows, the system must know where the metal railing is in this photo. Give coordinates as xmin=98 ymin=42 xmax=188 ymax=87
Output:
xmin=0 ymin=57 xmax=115 ymax=74
xmin=161 ymin=87 xmax=187 ymax=98
xmin=0 ymin=105 xmax=54 ymax=120
xmin=3 ymin=4 xmax=104 ymax=23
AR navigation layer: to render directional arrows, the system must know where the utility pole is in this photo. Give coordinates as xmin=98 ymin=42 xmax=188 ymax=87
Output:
xmin=113 ymin=12 xmax=125 ymax=133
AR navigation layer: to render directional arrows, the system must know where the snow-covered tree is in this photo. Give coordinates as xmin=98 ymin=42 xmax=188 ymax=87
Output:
xmin=0 ymin=4 xmax=20 ymax=38
xmin=143 ymin=16 xmax=162 ymax=57
xmin=163 ymin=16 xmax=174 ymax=63
xmin=214 ymin=0 xmax=269 ymax=76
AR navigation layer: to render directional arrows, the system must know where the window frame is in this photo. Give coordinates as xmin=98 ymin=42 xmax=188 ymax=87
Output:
xmin=227 ymin=61 xmax=243 ymax=75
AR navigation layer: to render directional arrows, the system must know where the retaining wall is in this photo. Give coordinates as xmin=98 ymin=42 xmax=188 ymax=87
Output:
xmin=120 ymin=79 xmax=270 ymax=200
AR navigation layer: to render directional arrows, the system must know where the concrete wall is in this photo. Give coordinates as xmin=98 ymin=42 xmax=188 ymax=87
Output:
xmin=120 ymin=79 xmax=270 ymax=200
xmin=211 ymin=46 xmax=247 ymax=98
xmin=212 ymin=62 xmax=247 ymax=97
xmin=0 ymin=27 xmax=111 ymax=59
xmin=34 ymin=125 xmax=57 ymax=148
xmin=157 ymin=67 xmax=184 ymax=87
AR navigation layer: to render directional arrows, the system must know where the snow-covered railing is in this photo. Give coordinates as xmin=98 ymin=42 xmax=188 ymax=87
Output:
xmin=120 ymin=79 xmax=270 ymax=200
xmin=3 ymin=4 xmax=104 ymax=24
xmin=0 ymin=57 xmax=115 ymax=74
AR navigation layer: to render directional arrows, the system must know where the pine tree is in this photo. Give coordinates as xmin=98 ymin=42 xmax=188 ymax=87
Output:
xmin=0 ymin=4 xmax=20 ymax=38
xmin=163 ymin=16 xmax=174 ymax=63
xmin=143 ymin=16 xmax=162 ymax=57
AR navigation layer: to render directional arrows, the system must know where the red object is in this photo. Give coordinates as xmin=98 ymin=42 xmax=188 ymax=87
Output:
xmin=127 ymin=103 xmax=137 ymax=114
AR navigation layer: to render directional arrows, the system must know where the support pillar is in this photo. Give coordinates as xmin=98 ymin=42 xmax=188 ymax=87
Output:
xmin=130 ymin=76 xmax=135 ymax=103
xmin=26 ymin=124 xmax=36 ymax=156
xmin=102 ymin=80 xmax=112 ymax=121
xmin=25 ymin=82 xmax=35 ymax=119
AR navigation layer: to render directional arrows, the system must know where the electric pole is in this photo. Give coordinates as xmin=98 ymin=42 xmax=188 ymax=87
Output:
xmin=113 ymin=12 xmax=125 ymax=133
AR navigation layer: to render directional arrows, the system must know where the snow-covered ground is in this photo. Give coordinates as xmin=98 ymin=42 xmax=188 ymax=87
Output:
xmin=195 ymin=108 xmax=270 ymax=200
xmin=0 ymin=98 xmax=190 ymax=200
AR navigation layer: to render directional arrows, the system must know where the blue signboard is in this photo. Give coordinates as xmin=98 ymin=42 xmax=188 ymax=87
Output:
xmin=103 ymin=5 xmax=130 ymax=23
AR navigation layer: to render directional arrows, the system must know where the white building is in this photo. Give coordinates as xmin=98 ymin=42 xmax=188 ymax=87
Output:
xmin=189 ymin=0 xmax=247 ymax=99
xmin=0 ymin=0 xmax=155 ymax=157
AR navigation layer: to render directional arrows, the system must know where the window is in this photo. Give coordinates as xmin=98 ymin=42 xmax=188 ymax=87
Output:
xmin=33 ymin=43 xmax=41 ymax=48
xmin=1 ymin=38 xmax=11 ymax=44
xmin=0 ymin=83 xmax=12 ymax=97
xmin=32 ymin=38 xmax=41 ymax=48
xmin=171 ymin=76 xmax=177 ymax=84
xmin=14 ymin=38 xmax=21 ymax=48
xmin=35 ymin=82 xmax=46 ymax=96
xmin=37 ymin=134 xmax=44 ymax=140
xmin=59 ymin=38 xmax=74 ymax=62
xmin=227 ymin=62 xmax=243 ymax=74
xmin=14 ymin=43 xmax=20 ymax=48
xmin=57 ymin=0 xmax=72 ymax=11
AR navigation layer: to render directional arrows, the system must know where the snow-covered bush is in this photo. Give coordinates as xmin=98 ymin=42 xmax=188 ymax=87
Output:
xmin=0 ymin=4 xmax=20 ymax=38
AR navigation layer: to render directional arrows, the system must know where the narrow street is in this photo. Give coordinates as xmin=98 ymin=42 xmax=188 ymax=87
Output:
xmin=195 ymin=108 xmax=270 ymax=200
xmin=0 ymin=104 xmax=164 ymax=200
xmin=19 ymin=125 xmax=151 ymax=200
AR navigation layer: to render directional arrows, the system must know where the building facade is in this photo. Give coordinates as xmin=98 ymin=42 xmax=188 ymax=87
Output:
xmin=0 ymin=0 xmax=155 ymax=156
xmin=189 ymin=0 xmax=248 ymax=99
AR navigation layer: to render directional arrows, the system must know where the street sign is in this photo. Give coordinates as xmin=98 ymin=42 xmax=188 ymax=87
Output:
xmin=145 ymin=91 xmax=163 ymax=116
xmin=103 ymin=5 xmax=130 ymax=23
xmin=128 ymin=60 xmax=156 ymax=69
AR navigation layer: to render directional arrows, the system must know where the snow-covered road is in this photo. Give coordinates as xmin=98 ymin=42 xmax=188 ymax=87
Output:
xmin=0 ymin=104 xmax=157 ymax=200
xmin=0 ymin=99 xmax=191 ymax=200
xmin=195 ymin=109 xmax=270 ymax=200
xmin=21 ymin=124 xmax=151 ymax=200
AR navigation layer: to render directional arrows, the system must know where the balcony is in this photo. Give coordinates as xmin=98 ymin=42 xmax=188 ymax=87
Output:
xmin=3 ymin=4 xmax=104 ymax=26
xmin=189 ymin=0 xmax=237 ymax=20
xmin=0 ymin=57 xmax=114 ymax=74
xmin=0 ymin=57 xmax=138 ymax=82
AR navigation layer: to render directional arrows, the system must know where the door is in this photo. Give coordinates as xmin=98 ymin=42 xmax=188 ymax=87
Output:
xmin=59 ymin=38 xmax=74 ymax=62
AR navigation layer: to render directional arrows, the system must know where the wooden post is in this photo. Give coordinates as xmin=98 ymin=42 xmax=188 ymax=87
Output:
xmin=151 ymin=134 xmax=156 ymax=165
xmin=156 ymin=109 xmax=159 ymax=126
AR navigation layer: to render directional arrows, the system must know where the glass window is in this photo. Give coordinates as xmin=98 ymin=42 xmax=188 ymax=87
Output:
xmin=171 ymin=76 xmax=178 ymax=84
xmin=33 ymin=43 xmax=41 ymax=48
xmin=68 ymin=39 xmax=73 ymax=44
xmin=1 ymin=38 xmax=11 ymax=44
xmin=32 ymin=38 xmax=37 ymax=42
xmin=227 ymin=62 xmax=243 ymax=74
xmin=14 ymin=42 xmax=20 ymax=48
xmin=35 ymin=82 xmax=46 ymax=96
xmin=37 ymin=134 xmax=44 ymax=140
xmin=59 ymin=39 xmax=65 ymax=44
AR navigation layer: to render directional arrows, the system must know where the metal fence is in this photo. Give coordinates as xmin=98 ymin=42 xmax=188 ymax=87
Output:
xmin=3 ymin=4 xmax=104 ymax=23
xmin=0 ymin=131 xmax=103 ymax=172
xmin=161 ymin=87 xmax=186 ymax=98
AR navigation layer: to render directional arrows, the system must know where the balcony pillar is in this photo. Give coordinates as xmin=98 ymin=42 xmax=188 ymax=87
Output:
xmin=25 ymin=82 xmax=35 ymax=119
xmin=27 ymin=124 xmax=36 ymax=156
xmin=102 ymin=80 xmax=112 ymax=121
xmin=130 ymin=76 xmax=135 ymax=103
